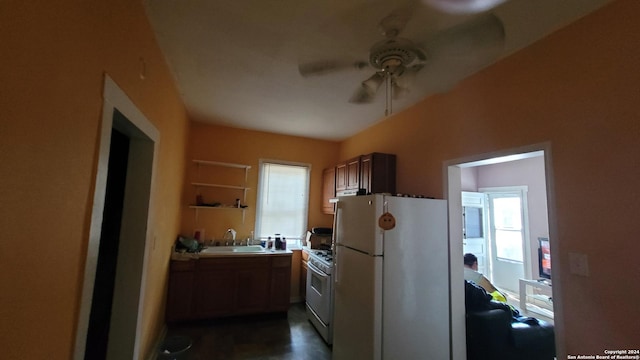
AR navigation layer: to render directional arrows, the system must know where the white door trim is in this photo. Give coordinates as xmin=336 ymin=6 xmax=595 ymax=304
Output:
xmin=443 ymin=142 xmax=563 ymax=360
xmin=74 ymin=75 xmax=159 ymax=359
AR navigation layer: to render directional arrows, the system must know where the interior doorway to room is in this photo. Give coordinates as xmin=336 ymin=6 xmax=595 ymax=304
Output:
xmin=85 ymin=128 xmax=130 ymax=359
xmin=75 ymin=77 xmax=159 ymax=360
xmin=446 ymin=146 xmax=558 ymax=360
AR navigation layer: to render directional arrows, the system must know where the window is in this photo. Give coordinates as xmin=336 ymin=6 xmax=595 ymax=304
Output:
xmin=486 ymin=190 xmax=527 ymax=262
xmin=255 ymin=161 xmax=310 ymax=248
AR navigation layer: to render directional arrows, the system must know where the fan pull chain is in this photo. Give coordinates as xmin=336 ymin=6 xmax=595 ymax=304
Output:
xmin=385 ymin=74 xmax=393 ymax=116
xmin=389 ymin=75 xmax=393 ymax=115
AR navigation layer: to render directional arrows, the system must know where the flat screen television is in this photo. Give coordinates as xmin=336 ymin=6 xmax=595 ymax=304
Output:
xmin=538 ymin=237 xmax=551 ymax=280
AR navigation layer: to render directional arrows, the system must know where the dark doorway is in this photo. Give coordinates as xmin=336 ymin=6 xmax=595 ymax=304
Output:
xmin=85 ymin=125 xmax=130 ymax=359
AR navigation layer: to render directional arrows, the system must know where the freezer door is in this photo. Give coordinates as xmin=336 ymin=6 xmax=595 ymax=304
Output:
xmin=382 ymin=197 xmax=450 ymax=359
xmin=332 ymin=245 xmax=383 ymax=360
xmin=335 ymin=194 xmax=384 ymax=255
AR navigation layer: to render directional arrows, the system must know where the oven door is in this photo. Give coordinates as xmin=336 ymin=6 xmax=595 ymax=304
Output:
xmin=306 ymin=261 xmax=332 ymax=325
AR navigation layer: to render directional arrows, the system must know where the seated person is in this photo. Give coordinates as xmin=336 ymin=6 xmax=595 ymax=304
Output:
xmin=464 ymin=253 xmax=507 ymax=302
xmin=465 ymin=280 xmax=539 ymax=325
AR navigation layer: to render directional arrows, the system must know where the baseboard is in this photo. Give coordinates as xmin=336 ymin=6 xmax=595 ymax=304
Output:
xmin=146 ymin=325 xmax=168 ymax=360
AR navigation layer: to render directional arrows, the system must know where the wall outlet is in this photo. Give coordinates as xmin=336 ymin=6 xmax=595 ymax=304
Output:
xmin=569 ymin=252 xmax=589 ymax=277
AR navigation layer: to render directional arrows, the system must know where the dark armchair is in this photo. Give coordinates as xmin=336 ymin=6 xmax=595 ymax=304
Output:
xmin=465 ymin=281 xmax=555 ymax=360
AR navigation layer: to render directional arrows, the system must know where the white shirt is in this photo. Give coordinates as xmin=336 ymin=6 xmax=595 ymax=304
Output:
xmin=464 ymin=267 xmax=484 ymax=284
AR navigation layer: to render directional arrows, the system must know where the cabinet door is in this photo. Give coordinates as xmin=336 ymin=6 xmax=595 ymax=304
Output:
xmin=269 ymin=256 xmax=292 ymax=312
xmin=361 ymin=153 xmax=396 ymax=195
xmin=194 ymin=268 xmax=235 ymax=317
xmin=346 ymin=157 xmax=361 ymax=190
xmin=335 ymin=163 xmax=347 ymax=191
xmin=166 ymin=270 xmax=195 ymax=322
xmin=300 ymin=250 xmax=309 ymax=301
xmin=236 ymin=269 xmax=270 ymax=314
xmin=360 ymin=154 xmax=372 ymax=194
xmin=322 ymin=167 xmax=336 ymax=214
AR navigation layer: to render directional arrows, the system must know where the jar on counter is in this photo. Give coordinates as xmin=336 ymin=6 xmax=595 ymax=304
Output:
xmin=274 ymin=234 xmax=282 ymax=250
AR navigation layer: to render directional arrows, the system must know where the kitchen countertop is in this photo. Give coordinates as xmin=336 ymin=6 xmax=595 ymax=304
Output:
xmin=171 ymin=248 xmax=292 ymax=261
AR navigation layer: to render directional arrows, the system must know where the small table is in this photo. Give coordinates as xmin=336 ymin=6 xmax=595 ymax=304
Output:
xmin=519 ymin=279 xmax=553 ymax=318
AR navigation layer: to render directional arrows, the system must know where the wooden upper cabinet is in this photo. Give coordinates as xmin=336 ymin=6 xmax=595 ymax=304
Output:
xmin=360 ymin=153 xmax=396 ymax=195
xmin=335 ymin=163 xmax=347 ymax=191
xmin=346 ymin=157 xmax=361 ymax=190
xmin=360 ymin=155 xmax=372 ymax=194
xmin=329 ymin=152 xmax=396 ymax=200
xmin=322 ymin=167 xmax=336 ymax=214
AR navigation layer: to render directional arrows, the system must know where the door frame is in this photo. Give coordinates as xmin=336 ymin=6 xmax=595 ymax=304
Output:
xmin=444 ymin=142 xmax=563 ymax=360
xmin=74 ymin=75 xmax=159 ymax=359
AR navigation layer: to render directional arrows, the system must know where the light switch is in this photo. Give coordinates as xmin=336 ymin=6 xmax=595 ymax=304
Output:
xmin=569 ymin=252 xmax=589 ymax=277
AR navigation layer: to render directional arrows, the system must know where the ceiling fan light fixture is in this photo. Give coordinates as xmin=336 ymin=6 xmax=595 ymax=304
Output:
xmin=349 ymin=72 xmax=385 ymax=104
xmin=362 ymin=73 xmax=385 ymax=92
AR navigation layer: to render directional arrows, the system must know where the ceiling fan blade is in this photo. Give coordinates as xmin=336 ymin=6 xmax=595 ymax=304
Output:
xmin=378 ymin=5 xmax=414 ymax=38
xmin=349 ymin=72 xmax=385 ymax=104
xmin=426 ymin=13 xmax=505 ymax=58
xmin=298 ymin=60 xmax=368 ymax=77
xmin=422 ymin=0 xmax=507 ymax=14
xmin=417 ymin=13 xmax=504 ymax=91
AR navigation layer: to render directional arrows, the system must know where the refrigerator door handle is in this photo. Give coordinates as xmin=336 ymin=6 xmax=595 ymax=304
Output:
xmin=333 ymin=202 xmax=340 ymax=286
xmin=332 ymin=200 xmax=340 ymax=246
xmin=334 ymin=250 xmax=339 ymax=286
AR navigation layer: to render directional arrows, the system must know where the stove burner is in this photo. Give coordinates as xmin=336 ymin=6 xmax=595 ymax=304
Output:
xmin=309 ymin=249 xmax=334 ymax=274
xmin=311 ymin=250 xmax=333 ymax=262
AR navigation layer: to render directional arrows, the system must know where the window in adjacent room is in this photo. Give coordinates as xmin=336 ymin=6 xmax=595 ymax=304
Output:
xmin=486 ymin=189 xmax=527 ymax=262
xmin=255 ymin=160 xmax=310 ymax=248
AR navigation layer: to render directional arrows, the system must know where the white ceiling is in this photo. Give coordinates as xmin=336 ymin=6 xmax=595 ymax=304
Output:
xmin=144 ymin=0 xmax=610 ymax=141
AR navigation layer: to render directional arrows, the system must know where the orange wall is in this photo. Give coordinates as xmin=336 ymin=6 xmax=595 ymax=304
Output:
xmin=2 ymin=0 xmax=637 ymax=358
xmin=340 ymin=0 xmax=639 ymax=355
xmin=182 ymin=122 xmax=339 ymax=240
xmin=0 ymin=1 xmax=188 ymax=359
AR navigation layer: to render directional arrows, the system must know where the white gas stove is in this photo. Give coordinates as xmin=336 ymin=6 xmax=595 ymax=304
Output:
xmin=306 ymin=248 xmax=334 ymax=344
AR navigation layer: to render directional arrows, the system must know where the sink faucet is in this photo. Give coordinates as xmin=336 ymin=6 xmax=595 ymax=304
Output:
xmin=223 ymin=228 xmax=237 ymax=245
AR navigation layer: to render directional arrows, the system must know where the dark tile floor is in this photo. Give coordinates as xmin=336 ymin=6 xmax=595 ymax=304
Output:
xmin=163 ymin=303 xmax=332 ymax=360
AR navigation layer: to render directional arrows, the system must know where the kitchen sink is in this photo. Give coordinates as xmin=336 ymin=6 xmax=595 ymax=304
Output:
xmin=200 ymin=245 xmax=266 ymax=254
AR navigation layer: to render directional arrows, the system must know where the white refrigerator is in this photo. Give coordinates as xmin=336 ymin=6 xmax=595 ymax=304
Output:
xmin=332 ymin=194 xmax=450 ymax=360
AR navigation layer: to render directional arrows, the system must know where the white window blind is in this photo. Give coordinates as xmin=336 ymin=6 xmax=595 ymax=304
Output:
xmin=255 ymin=161 xmax=310 ymax=248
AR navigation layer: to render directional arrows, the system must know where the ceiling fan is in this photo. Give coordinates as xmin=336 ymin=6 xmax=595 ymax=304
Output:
xmin=298 ymin=7 xmax=506 ymax=114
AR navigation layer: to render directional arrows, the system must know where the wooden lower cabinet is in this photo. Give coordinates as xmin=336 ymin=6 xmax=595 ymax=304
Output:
xmin=237 ymin=268 xmax=270 ymax=314
xmin=194 ymin=268 xmax=235 ymax=318
xmin=270 ymin=256 xmax=292 ymax=311
xmin=300 ymin=249 xmax=309 ymax=301
xmin=165 ymin=268 xmax=195 ymax=322
xmin=166 ymin=254 xmax=292 ymax=322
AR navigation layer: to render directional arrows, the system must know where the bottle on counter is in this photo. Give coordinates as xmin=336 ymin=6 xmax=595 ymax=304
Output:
xmin=281 ymin=237 xmax=286 ymax=250
xmin=275 ymin=234 xmax=282 ymax=250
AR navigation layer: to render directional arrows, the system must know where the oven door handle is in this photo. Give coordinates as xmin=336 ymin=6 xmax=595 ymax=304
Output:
xmin=308 ymin=261 xmax=328 ymax=279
